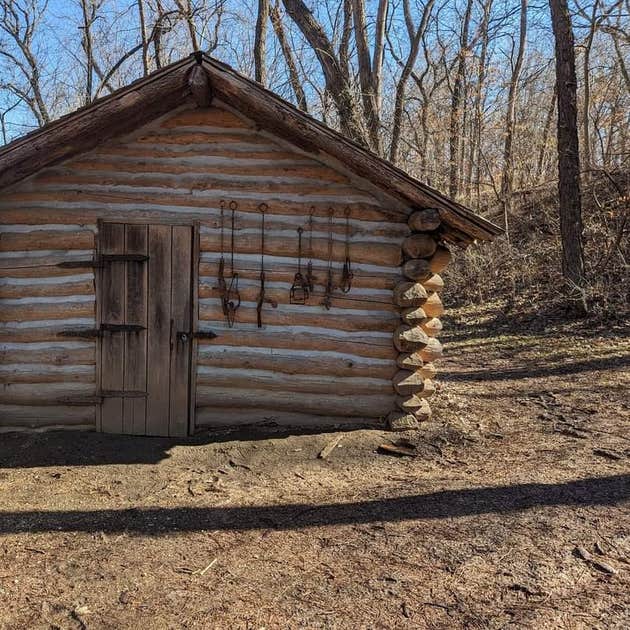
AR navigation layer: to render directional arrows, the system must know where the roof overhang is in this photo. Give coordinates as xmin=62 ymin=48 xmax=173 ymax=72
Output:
xmin=0 ymin=53 xmax=502 ymax=244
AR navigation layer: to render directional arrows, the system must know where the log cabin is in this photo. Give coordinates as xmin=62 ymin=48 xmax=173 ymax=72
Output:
xmin=0 ymin=52 xmax=501 ymax=436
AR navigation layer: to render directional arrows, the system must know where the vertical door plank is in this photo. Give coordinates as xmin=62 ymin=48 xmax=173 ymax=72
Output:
xmin=100 ymin=223 xmax=125 ymax=433
xmin=146 ymin=225 xmax=172 ymax=436
xmin=169 ymin=226 xmax=192 ymax=437
xmin=124 ymin=224 xmax=148 ymax=435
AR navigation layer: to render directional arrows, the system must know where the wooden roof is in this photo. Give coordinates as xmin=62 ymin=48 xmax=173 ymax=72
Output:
xmin=0 ymin=53 xmax=501 ymax=244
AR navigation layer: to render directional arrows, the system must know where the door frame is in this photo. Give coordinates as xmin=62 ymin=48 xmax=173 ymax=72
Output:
xmin=95 ymin=218 xmax=200 ymax=436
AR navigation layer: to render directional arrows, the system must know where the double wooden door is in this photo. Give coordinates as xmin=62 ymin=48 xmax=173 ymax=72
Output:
xmin=98 ymin=222 xmax=194 ymax=437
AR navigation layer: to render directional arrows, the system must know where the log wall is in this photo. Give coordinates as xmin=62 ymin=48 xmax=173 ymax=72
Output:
xmin=0 ymin=102 xmax=425 ymax=431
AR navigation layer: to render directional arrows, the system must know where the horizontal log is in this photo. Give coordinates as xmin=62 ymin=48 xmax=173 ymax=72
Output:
xmin=393 ymin=370 xmax=425 ymax=396
xmin=36 ymin=171 xmax=367 ymax=200
xmin=393 ymin=282 xmax=428 ymax=307
xmin=0 ymin=278 xmax=94 ymax=299
xmin=402 ymin=233 xmax=438 ymax=259
xmin=0 ymin=300 xmax=95 ymax=322
xmin=0 ymin=250 xmax=95 ymax=270
xmin=0 ymin=382 xmax=96 ymax=405
xmin=394 ymin=325 xmax=429 ymax=353
xmin=0 ymin=343 xmax=95 ymax=365
xmin=401 ymin=306 xmax=427 ymax=325
xmin=195 ymin=408 xmax=379 ymax=429
xmin=199 ymin=282 xmax=395 ymax=313
xmin=0 ymin=231 xmax=93 ymax=252
xmin=71 ymin=156 xmax=351 ymax=184
xmin=0 ymin=191 xmax=399 ymax=223
xmin=408 ymin=208 xmax=441 ymax=232
xmin=423 ymin=292 xmax=445 ymax=317
xmin=160 ymin=106 xmax=250 ymax=129
xmin=421 ymin=274 xmax=444 ymax=293
xmin=199 ymin=303 xmax=398 ymax=333
xmin=197 ymin=346 xmax=395 ymax=380
xmin=0 ymin=263 xmax=95 ymax=278
xmin=428 ymin=245 xmax=452 ymax=273
xmin=197 ymin=328 xmax=395 ymax=360
xmin=200 ymin=233 xmax=401 ymax=267
xmin=402 ymin=258 xmax=432 ymax=281
xmin=0 ymin=363 xmax=95 ymax=384
xmin=195 ymin=386 xmax=394 ymax=417
xmin=0 ymin=404 xmax=95 ymax=425
xmin=395 ymin=396 xmax=432 ymax=421
xmin=196 ymin=366 xmax=393 ymax=395
xmin=0 ymin=318 xmax=96 ymax=343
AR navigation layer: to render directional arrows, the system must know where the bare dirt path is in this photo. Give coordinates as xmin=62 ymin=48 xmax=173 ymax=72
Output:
xmin=1 ymin=305 xmax=628 ymax=629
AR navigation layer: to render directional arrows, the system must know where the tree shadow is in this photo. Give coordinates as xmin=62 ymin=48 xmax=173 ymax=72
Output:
xmin=0 ymin=474 xmax=627 ymax=535
xmin=442 ymin=353 xmax=630 ymax=382
xmin=0 ymin=421 xmax=379 ymax=469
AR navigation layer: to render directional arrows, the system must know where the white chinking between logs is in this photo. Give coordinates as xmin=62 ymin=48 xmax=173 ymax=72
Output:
xmin=387 ymin=208 xmax=449 ymax=431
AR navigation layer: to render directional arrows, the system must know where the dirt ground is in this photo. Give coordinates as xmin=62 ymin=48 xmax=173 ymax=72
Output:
xmin=1 ymin=304 xmax=629 ymax=629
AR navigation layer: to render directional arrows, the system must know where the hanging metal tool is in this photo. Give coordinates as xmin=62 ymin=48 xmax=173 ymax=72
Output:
xmin=340 ymin=206 xmax=354 ymax=293
xmin=289 ymin=227 xmax=310 ymax=304
xmin=218 ymin=200 xmax=240 ymax=328
xmin=305 ymin=207 xmax=315 ymax=293
xmin=256 ymin=202 xmax=278 ymax=327
xmin=321 ymin=207 xmax=335 ymax=310
xmin=217 ymin=200 xmax=228 ymax=315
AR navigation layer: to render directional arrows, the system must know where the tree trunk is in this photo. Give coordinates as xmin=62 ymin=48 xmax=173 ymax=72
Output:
xmin=269 ymin=2 xmax=307 ymax=110
xmin=282 ymin=0 xmax=367 ymax=146
xmin=448 ymin=0 xmax=473 ymax=199
xmin=254 ymin=0 xmax=269 ymax=84
xmin=500 ymin=0 xmax=528 ymax=242
xmin=389 ymin=0 xmax=434 ymax=164
xmin=549 ymin=0 xmax=586 ymax=291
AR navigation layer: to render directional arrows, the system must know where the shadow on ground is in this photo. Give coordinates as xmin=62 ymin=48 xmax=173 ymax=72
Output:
xmin=0 ymin=474 xmax=627 ymax=535
xmin=0 ymin=422 xmax=377 ymax=468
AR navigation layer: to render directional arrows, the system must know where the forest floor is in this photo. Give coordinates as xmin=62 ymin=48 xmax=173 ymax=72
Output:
xmin=0 ymin=303 xmax=629 ymax=629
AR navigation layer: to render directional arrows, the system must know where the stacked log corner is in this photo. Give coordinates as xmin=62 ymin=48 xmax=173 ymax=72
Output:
xmin=388 ymin=208 xmax=448 ymax=431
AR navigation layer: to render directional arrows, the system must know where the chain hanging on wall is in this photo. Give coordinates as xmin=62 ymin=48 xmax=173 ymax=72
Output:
xmin=340 ymin=206 xmax=354 ymax=293
xmin=256 ymin=202 xmax=277 ymax=327
xmin=305 ymin=207 xmax=315 ymax=293
xmin=321 ymin=207 xmax=335 ymax=310
xmin=218 ymin=199 xmax=240 ymax=328
xmin=289 ymin=227 xmax=310 ymax=304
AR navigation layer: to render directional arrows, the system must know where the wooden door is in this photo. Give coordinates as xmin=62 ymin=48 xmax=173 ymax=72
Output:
xmin=98 ymin=222 xmax=193 ymax=437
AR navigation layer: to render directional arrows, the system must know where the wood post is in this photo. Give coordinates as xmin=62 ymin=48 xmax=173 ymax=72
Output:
xmin=388 ymin=206 xmax=450 ymax=430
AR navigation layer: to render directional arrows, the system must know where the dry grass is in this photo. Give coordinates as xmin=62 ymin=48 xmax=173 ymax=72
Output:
xmin=0 ymin=306 xmax=628 ymax=629
xmin=447 ymin=169 xmax=630 ymax=320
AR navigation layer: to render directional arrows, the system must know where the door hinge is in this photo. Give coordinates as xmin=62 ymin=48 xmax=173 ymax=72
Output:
xmin=58 ymin=324 xmax=146 ymax=338
xmin=57 ymin=254 xmax=149 ymax=269
xmin=57 ymin=395 xmax=104 ymax=405
xmin=192 ymin=331 xmax=218 ymax=340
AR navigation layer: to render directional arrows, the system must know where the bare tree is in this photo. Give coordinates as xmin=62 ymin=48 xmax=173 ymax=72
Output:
xmin=448 ymin=0 xmax=473 ymax=199
xmin=0 ymin=0 xmax=50 ymax=125
xmin=549 ymin=0 xmax=585 ymax=292
xmin=281 ymin=0 xmax=367 ymax=145
xmin=269 ymin=1 xmax=307 ymax=110
xmin=388 ymin=0 xmax=434 ymax=164
xmin=500 ymin=0 xmax=528 ymax=241
xmin=254 ymin=0 xmax=269 ymax=84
